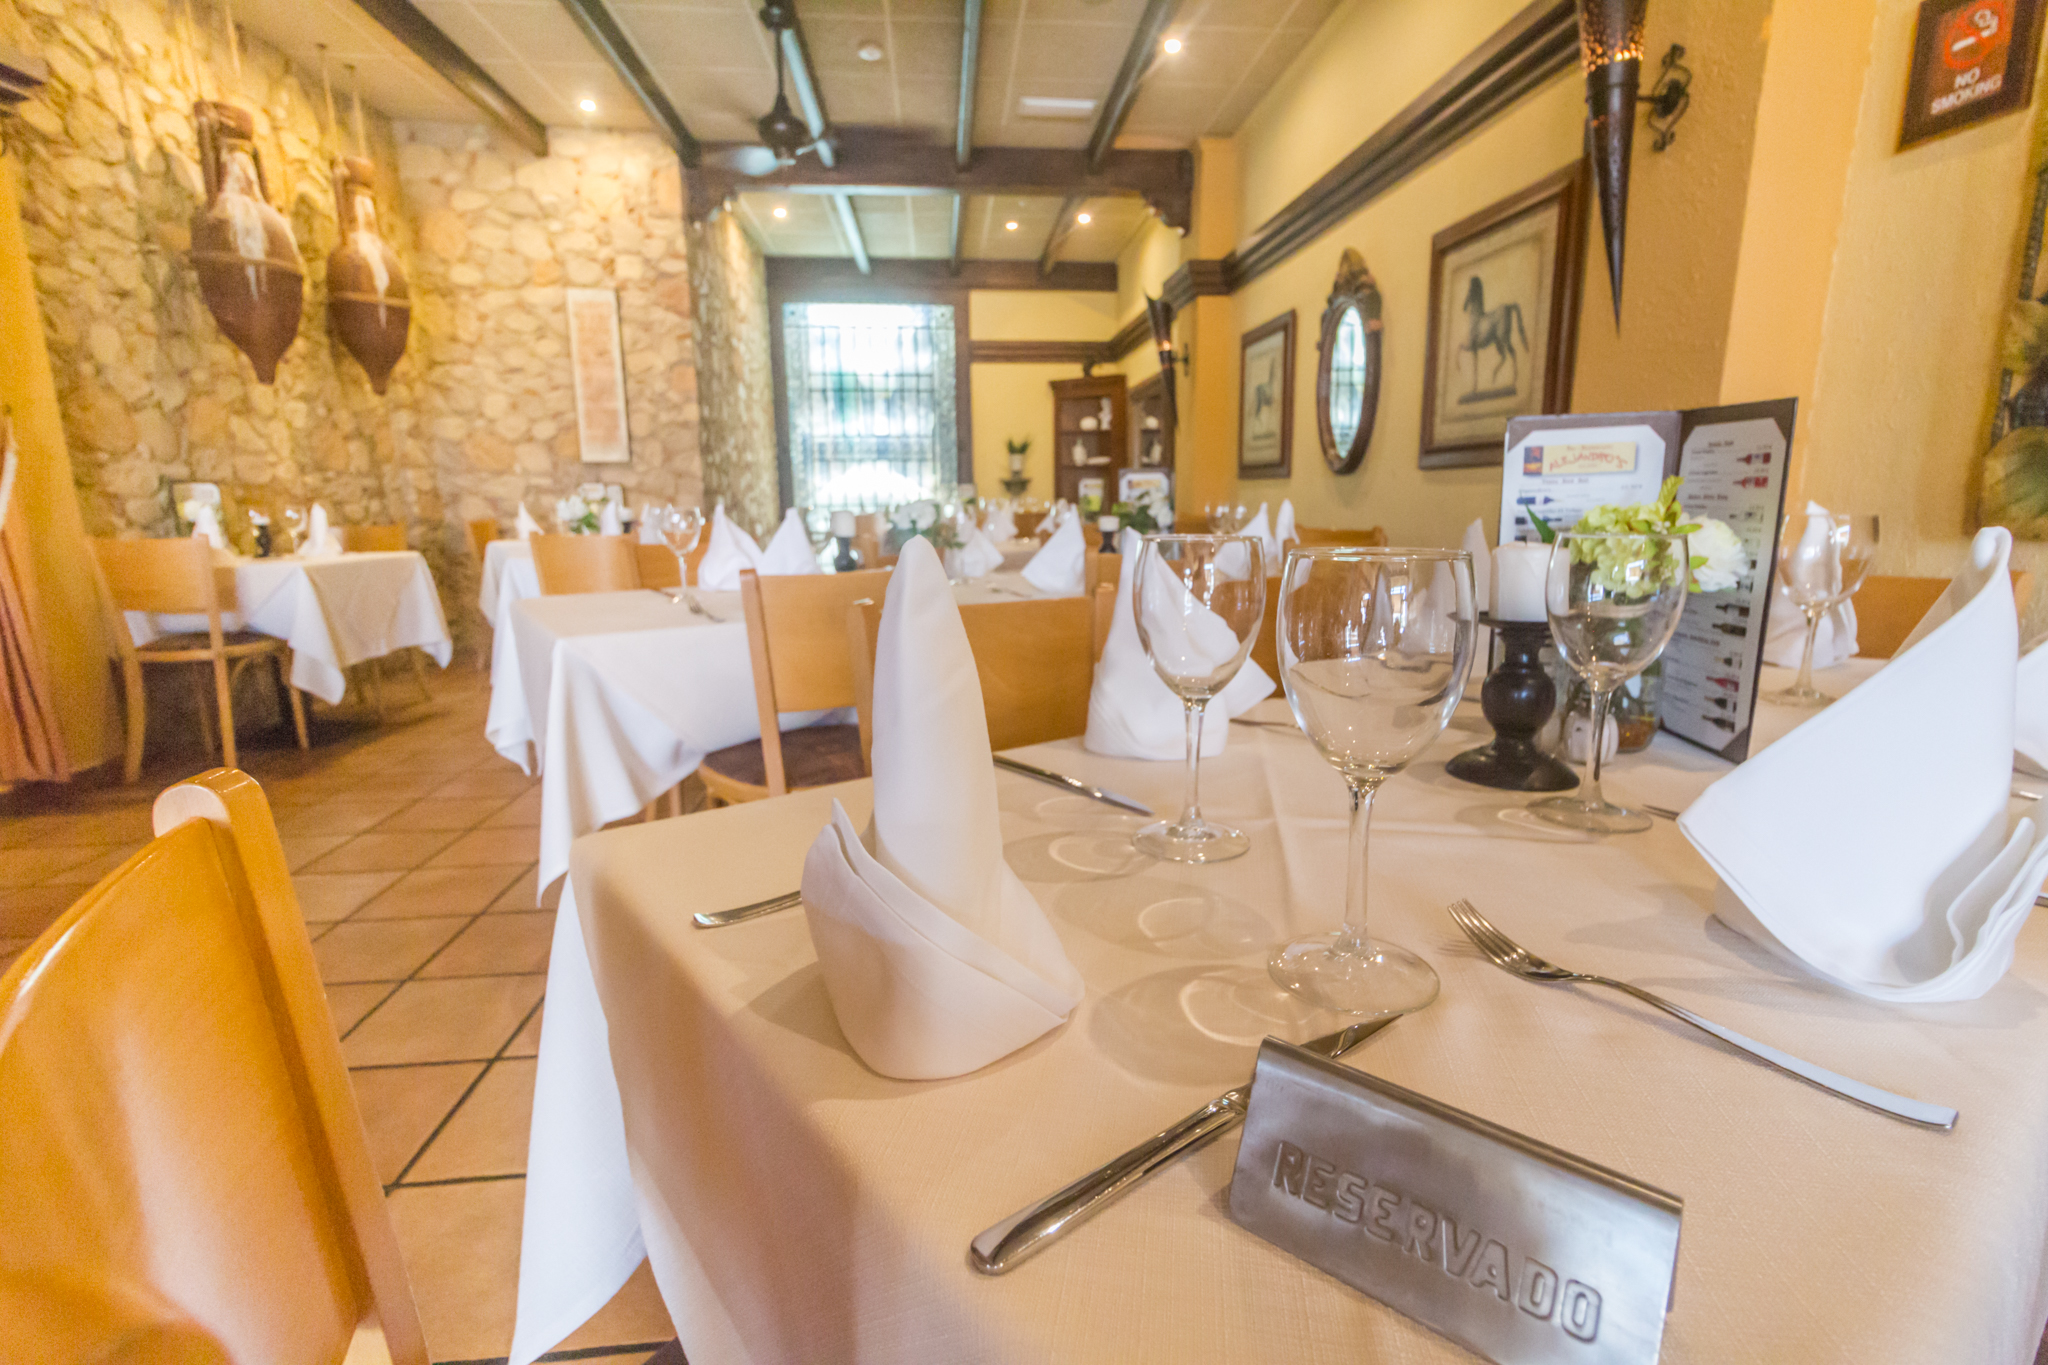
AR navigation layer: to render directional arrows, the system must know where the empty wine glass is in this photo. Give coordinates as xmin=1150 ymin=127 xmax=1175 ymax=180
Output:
xmin=1132 ymin=534 xmax=1267 ymax=863
xmin=1206 ymin=502 xmax=1247 ymax=534
xmin=1526 ymin=531 xmax=1690 ymax=834
xmin=1267 ymin=548 xmax=1475 ymax=1018
xmin=650 ymin=504 xmax=705 ymax=608
xmin=1774 ymin=508 xmax=1879 ymax=707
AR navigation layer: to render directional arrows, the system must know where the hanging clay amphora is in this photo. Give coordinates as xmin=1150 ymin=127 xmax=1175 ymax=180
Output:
xmin=189 ymin=100 xmax=302 ymax=384
xmin=327 ymin=156 xmax=410 ymax=394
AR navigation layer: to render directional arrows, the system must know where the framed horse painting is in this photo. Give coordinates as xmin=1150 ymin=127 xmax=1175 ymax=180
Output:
xmin=1239 ymin=310 xmax=1296 ymax=480
xmin=1420 ymin=163 xmax=1588 ymax=469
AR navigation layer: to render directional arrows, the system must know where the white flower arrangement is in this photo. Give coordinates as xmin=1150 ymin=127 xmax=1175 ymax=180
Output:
xmin=888 ymin=499 xmax=961 ymax=550
xmin=1686 ymin=516 xmax=1749 ymax=594
xmin=554 ymin=494 xmax=600 ymax=535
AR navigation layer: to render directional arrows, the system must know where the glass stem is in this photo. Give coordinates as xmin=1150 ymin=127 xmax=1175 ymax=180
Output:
xmin=1580 ymin=684 xmax=1614 ymax=810
xmin=1178 ymin=698 xmax=1207 ymax=834
xmin=1794 ymin=604 xmax=1823 ymax=694
xmin=1337 ymin=777 xmax=1380 ymax=954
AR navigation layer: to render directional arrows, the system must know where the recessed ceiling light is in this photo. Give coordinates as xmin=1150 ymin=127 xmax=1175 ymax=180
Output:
xmin=578 ymin=97 xmax=597 ymax=113
xmin=772 ymin=204 xmax=788 ymax=218
xmin=857 ymin=40 xmax=884 ymax=61
xmin=1161 ymin=37 xmax=1182 ymax=54
xmin=1005 ymin=220 xmax=1019 ymax=231
xmin=1076 ymin=211 xmax=1092 ymax=225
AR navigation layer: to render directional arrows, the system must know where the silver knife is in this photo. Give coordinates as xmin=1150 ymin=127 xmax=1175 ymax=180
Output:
xmin=968 ymin=1017 xmax=1394 ymax=1275
xmin=693 ymin=889 xmax=801 ymax=928
xmin=993 ymin=755 xmax=1154 ymax=816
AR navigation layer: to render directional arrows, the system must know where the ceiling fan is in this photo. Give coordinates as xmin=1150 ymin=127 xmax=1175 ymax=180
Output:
xmin=701 ymin=2 xmax=830 ymax=177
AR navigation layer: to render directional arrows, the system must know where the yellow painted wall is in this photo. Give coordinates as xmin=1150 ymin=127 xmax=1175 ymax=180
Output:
xmin=967 ymin=289 xmax=1119 ymax=341
xmin=964 ymin=291 xmax=1115 ymax=498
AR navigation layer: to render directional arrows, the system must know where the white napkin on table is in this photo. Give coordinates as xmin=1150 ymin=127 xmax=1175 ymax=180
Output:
xmin=1086 ymin=529 xmax=1274 ymax=759
xmin=598 ymin=500 xmax=623 ymax=536
xmin=1462 ymin=519 xmax=1493 ymax=683
xmin=636 ymin=503 xmax=663 ymax=545
xmin=952 ymin=524 xmax=1005 ymax=580
xmin=515 ymin=502 xmax=541 ymax=540
xmin=2017 ymin=636 xmax=2048 ymax=775
xmin=304 ymin=503 xmax=343 ymax=558
xmin=800 ymin=538 xmax=1084 ymax=1079
xmin=1239 ymin=504 xmax=1281 ymax=566
xmin=1763 ymin=503 xmax=1858 ymax=667
xmin=1022 ymin=514 xmax=1087 ymax=596
xmin=187 ymin=503 xmax=226 ymax=550
xmin=1681 ymin=528 xmax=2048 ymax=1003
xmin=984 ymin=503 xmax=1017 ymax=542
xmin=694 ymin=506 xmax=765 ymax=590
xmin=1275 ymin=499 xmax=1297 ymax=552
xmin=756 ymin=508 xmax=822 ymax=576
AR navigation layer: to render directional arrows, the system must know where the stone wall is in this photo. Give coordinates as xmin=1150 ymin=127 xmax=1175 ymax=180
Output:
xmin=689 ymin=209 xmax=778 ymax=539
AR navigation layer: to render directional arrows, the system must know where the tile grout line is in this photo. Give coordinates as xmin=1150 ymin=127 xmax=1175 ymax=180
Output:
xmin=384 ymin=962 xmax=548 ymax=1190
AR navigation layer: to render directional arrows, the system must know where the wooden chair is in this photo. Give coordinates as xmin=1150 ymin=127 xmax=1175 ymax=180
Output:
xmin=1287 ymin=524 xmax=1388 ymax=554
xmin=1013 ymin=510 xmax=1047 ymax=539
xmin=1250 ymin=576 xmax=1283 ymax=680
xmin=634 ymin=543 xmax=683 ymax=590
xmin=339 ymin=523 xmax=406 ymax=553
xmin=91 ymin=538 xmax=307 ymax=783
xmin=698 ymin=568 xmax=892 ymax=804
xmin=1850 ymin=571 xmax=2036 ymax=658
xmin=466 ymin=518 xmax=499 ymax=563
xmin=850 ymin=513 xmax=895 ymax=571
xmin=0 ymin=768 xmax=426 ymax=1364
xmin=849 ymin=591 xmax=1100 ymax=768
xmin=1084 ymin=549 xmax=1121 ymax=595
xmin=530 ymin=534 xmax=642 ymax=595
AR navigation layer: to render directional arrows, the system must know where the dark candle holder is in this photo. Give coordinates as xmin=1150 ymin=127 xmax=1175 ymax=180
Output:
xmin=1446 ymin=614 xmax=1577 ymax=792
xmin=833 ymin=535 xmax=859 ymax=572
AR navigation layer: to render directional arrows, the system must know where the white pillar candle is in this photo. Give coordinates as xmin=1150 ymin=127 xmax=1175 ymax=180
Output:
xmin=1493 ymin=542 xmax=1551 ymax=621
xmin=831 ymin=510 xmax=857 ymax=538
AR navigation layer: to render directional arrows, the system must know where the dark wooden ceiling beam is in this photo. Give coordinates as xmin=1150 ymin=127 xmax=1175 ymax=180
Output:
xmin=556 ymin=0 xmax=701 ymax=166
xmin=348 ymin=0 xmax=547 ymax=156
xmin=1087 ymin=0 xmax=1180 ymax=171
xmin=690 ymin=134 xmax=1191 ymax=228
xmin=949 ymin=0 xmax=983 ymax=276
xmin=767 ymin=256 xmax=1116 ymax=296
xmin=1038 ymin=194 xmax=1083 ymax=277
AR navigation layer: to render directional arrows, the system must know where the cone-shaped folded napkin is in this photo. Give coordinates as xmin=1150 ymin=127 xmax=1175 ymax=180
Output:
xmin=598 ymin=500 xmax=622 ymax=536
xmin=1239 ymin=504 xmax=1281 ymax=566
xmin=952 ymin=523 xmax=1005 ymax=579
xmin=1275 ymin=499 xmax=1296 ymax=552
xmin=1087 ymin=529 xmax=1273 ymax=759
xmin=187 ymin=504 xmax=226 ymax=550
xmin=695 ymin=506 xmax=765 ymax=590
xmin=2017 ymin=637 xmax=2048 ymax=775
xmin=985 ymin=503 xmax=1017 ymax=542
xmin=1680 ymin=528 xmax=2048 ymax=1003
xmin=305 ymin=503 xmax=342 ymax=557
xmin=515 ymin=502 xmax=541 ymax=540
xmin=800 ymin=539 xmax=1084 ymax=1078
xmin=756 ymin=508 xmax=822 ymax=576
xmin=1022 ymin=514 xmax=1086 ymax=595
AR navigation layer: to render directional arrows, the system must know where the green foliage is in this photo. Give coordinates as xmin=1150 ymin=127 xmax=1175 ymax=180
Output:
xmin=1565 ymin=476 xmax=1703 ymax=597
xmin=1988 ymin=425 xmax=2048 ymax=527
xmin=1006 ymin=437 xmax=1031 ymax=455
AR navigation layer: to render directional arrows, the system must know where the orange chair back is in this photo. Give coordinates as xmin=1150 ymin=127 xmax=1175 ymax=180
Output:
xmin=0 ymin=770 xmax=426 ymax=1363
xmin=467 ymin=518 xmax=499 ymax=561
xmin=530 ymin=534 xmax=642 ymax=595
xmin=1289 ymin=524 xmax=1388 ymax=551
xmin=635 ymin=542 xmax=683 ymax=590
xmin=339 ymin=524 xmax=406 ymax=553
xmin=91 ymin=537 xmax=223 ymax=618
xmin=1851 ymin=570 xmax=2036 ymax=658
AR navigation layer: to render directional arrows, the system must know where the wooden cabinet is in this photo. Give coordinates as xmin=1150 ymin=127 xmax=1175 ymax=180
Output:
xmin=1050 ymin=374 xmax=1127 ymax=511
xmin=1127 ymin=372 xmax=1173 ymax=475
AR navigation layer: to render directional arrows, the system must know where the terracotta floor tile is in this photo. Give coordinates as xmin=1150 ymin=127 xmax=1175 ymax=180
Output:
xmin=557 ymin=1261 xmax=676 ymax=1353
xmin=355 ymin=864 xmax=529 ymax=920
xmin=377 ymin=795 xmax=513 ymax=832
xmin=273 ymin=799 xmax=416 ymax=838
xmin=420 ymin=912 xmax=554 ymax=977
xmin=407 ymin=1057 xmax=534 ymax=1181
xmin=384 ymin=1178 xmax=525 ymax=1361
xmin=0 ymin=808 xmax=149 ymax=849
xmin=325 ymin=981 xmax=399 ymax=1035
xmin=342 ymin=975 xmax=545 ymax=1066
xmin=348 ymin=1062 xmax=486 ymax=1184
xmin=303 ymin=829 xmax=460 ymax=874
xmin=504 ymin=1002 xmax=543 ymax=1057
xmin=427 ymin=768 xmax=537 ymax=800
xmin=427 ymin=826 xmax=540 ymax=869
xmin=0 ymin=885 xmax=82 ymax=938
xmin=278 ymin=833 xmax=349 ymax=871
xmin=487 ymin=864 xmax=547 ymax=912
xmin=313 ymin=916 xmax=471 ymax=984
xmin=481 ymin=786 xmax=544 ymax=827
xmin=37 ymin=846 xmax=135 ymax=886
xmin=295 ymin=870 xmax=405 ymax=922
xmin=0 ymin=845 xmax=110 ymax=888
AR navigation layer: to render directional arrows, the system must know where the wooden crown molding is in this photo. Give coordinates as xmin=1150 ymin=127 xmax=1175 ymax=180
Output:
xmin=969 ymin=309 xmax=1158 ymax=371
xmin=766 ymin=256 xmax=1117 ymax=297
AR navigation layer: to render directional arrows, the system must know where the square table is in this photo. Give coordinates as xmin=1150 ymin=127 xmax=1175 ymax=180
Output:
xmin=512 ymin=662 xmax=2048 ymax=1364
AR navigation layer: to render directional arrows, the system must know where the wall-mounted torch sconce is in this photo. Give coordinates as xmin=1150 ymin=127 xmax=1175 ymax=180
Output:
xmin=1646 ymin=43 xmax=1691 ymax=151
xmin=1577 ymin=0 xmax=1646 ymax=323
xmin=1145 ymin=293 xmax=1186 ymax=426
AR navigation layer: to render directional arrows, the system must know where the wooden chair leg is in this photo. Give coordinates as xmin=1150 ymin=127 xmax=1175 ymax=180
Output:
xmin=408 ymin=648 xmax=432 ymax=703
xmin=278 ymin=654 xmax=309 ymax=750
xmin=211 ymin=651 xmax=236 ymax=770
xmin=119 ymin=657 xmax=145 ymax=784
xmin=192 ymin=668 xmax=216 ymax=758
xmin=368 ymin=658 xmax=388 ymax=721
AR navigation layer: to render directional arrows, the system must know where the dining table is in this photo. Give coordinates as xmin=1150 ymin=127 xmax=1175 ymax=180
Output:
xmin=510 ymin=658 xmax=2048 ymax=1364
xmin=124 ymin=549 xmax=452 ymax=705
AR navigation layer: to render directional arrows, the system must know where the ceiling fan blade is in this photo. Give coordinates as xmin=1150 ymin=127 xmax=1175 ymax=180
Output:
xmin=703 ymin=143 xmax=783 ymax=176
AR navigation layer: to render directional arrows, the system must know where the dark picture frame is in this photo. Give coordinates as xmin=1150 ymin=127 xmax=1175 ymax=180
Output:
xmin=1238 ymin=310 xmax=1296 ymax=480
xmin=1420 ymin=162 xmax=1586 ymax=470
xmin=1900 ymin=0 xmax=2043 ymax=149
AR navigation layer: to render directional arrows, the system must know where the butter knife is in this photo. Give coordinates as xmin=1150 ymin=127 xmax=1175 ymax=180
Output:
xmin=992 ymin=756 xmax=1153 ymax=816
xmin=693 ymin=889 xmax=801 ymax=928
xmin=968 ymin=1018 xmax=1394 ymax=1275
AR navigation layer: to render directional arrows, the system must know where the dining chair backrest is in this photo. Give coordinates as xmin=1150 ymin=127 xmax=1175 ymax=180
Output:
xmin=740 ymin=568 xmax=893 ymax=798
xmin=531 ymin=534 xmax=641 ymax=595
xmin=850 ymin=513 xmax=894 ymax=572
xmin=340 ymin=524 xmax=406 ymax=553
xmin=0 ymin=768 xmax=426 ymax=1364
xmin=1287 ymin=524 xmax=1388 ymax=552
xmin=1013 ymin=510 xmax=1046 ymax=539
xmin=1851 ymin=570 xmax=2036 ymax=658
xmin=634 ymin=543 xmax=682 ymax=590
xmin=849 ymin=591 xmax=1098 ymax=767
xmin=1250 ymin=575 xmax=1282 ymax=680
xmin=1085 ymin=549 xmax=1120 ymax=596
xmin=467 ymin=518 xmax=499 ymax=562
xmin=91 ymin=536 xmax=223 ymax=621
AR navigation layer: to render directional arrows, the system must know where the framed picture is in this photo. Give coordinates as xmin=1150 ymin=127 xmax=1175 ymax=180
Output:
xmin=565 ymin=287 xmax=631 ymax=464
xmin=1420 ymin=163 xmax=1587 ymax=469
xmin=1119 ymin=469 xmax=1171 ymax=502
xmin=1238 ymin=310 xmax=1295 ymax=480
xmin=1900 ymin=0 xmax=2043 ymax=149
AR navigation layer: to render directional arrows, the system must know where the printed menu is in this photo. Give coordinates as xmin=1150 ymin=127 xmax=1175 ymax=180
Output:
xmin=1499 ymin=399 xmax=1797 ymax=761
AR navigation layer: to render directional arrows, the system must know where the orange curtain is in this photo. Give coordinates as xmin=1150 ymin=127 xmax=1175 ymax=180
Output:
xmin=0 ymin=420 xmax=69 ymax=782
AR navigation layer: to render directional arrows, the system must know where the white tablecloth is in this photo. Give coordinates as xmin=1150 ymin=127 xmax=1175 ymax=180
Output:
xmin=125 ymin=551 xmax=451 ymax=705
xmin=515 ymin=660 xmax=2048 ymax=1364
xmin=479 ymin=538 xmax=538 ymax=624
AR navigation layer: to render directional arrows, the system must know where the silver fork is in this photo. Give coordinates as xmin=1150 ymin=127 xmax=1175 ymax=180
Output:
xmin=1446 ymin=899 xmax=1957 ymax=1130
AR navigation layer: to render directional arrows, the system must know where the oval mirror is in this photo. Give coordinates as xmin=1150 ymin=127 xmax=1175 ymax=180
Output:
xmin=1315 ymin=249 xmax=1383 ymax=474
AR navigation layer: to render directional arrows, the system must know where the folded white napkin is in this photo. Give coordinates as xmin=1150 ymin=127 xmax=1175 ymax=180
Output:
xmin=1681 ymin=528 xmax=2048 ymax=1003
xmin=1275 ymin=499 xmax=1296 ymax=552
xmin=984 ymin=503 xmax=1017 ymax=543
xmin=515 ymin=502 xmax=541 ymax=540
xmin=2018 ymin=636 xmax=2048 ymax=775
xmin=1021 ymin=514 xmax=1087 ymax=596
xmin=695 ymin=506 xmax=764 ymax=590
xmin=1462 ymin=519 xmax=1492 ymax=685
xmin=951 ymin=524 xmax=1005 ymax=580
xmin=304 ymin=503 xmax=343 ymax=557
xmin=598 ymin=500 xmax=622 ymax=536
xmin=756 ymin=507 xmax=822 ymax=576
xmin=187 ymin=503 xmax=226 ymax=550
xmin=801 ymin=538 xmax=1084 ymax=1079
xmin=1086 ymin=529 xmax=1274 ymax=759
xmin=1763 ymin=503 xmax=1858 ymax=667
xmin=1240 ymin=504 xmax=1281 ymax=566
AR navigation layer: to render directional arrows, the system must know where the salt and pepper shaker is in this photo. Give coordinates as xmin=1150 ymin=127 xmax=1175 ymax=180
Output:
xmin=831 ymin=509 xmax=859 ymax=572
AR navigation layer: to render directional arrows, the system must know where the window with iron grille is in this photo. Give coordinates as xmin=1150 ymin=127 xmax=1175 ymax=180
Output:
xmin=782 ymin=302 xmax=958 ymax=518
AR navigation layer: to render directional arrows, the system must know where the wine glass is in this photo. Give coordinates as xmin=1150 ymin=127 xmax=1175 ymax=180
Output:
xmin=1131 ymin=534 xmax=1268 ymax=863
xmin=1267 ymin=548 xmax=1475 ymax=1018
xmin=651 ymin=505 xmax=704 ymax=607
xmin=1206 ymin=502 xmax=1246 ymax=534
xmin=1773 ymin=509 xmax=1879 ymax=707
xmin=1526 ymin=531 xmax=1690 ymax=834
